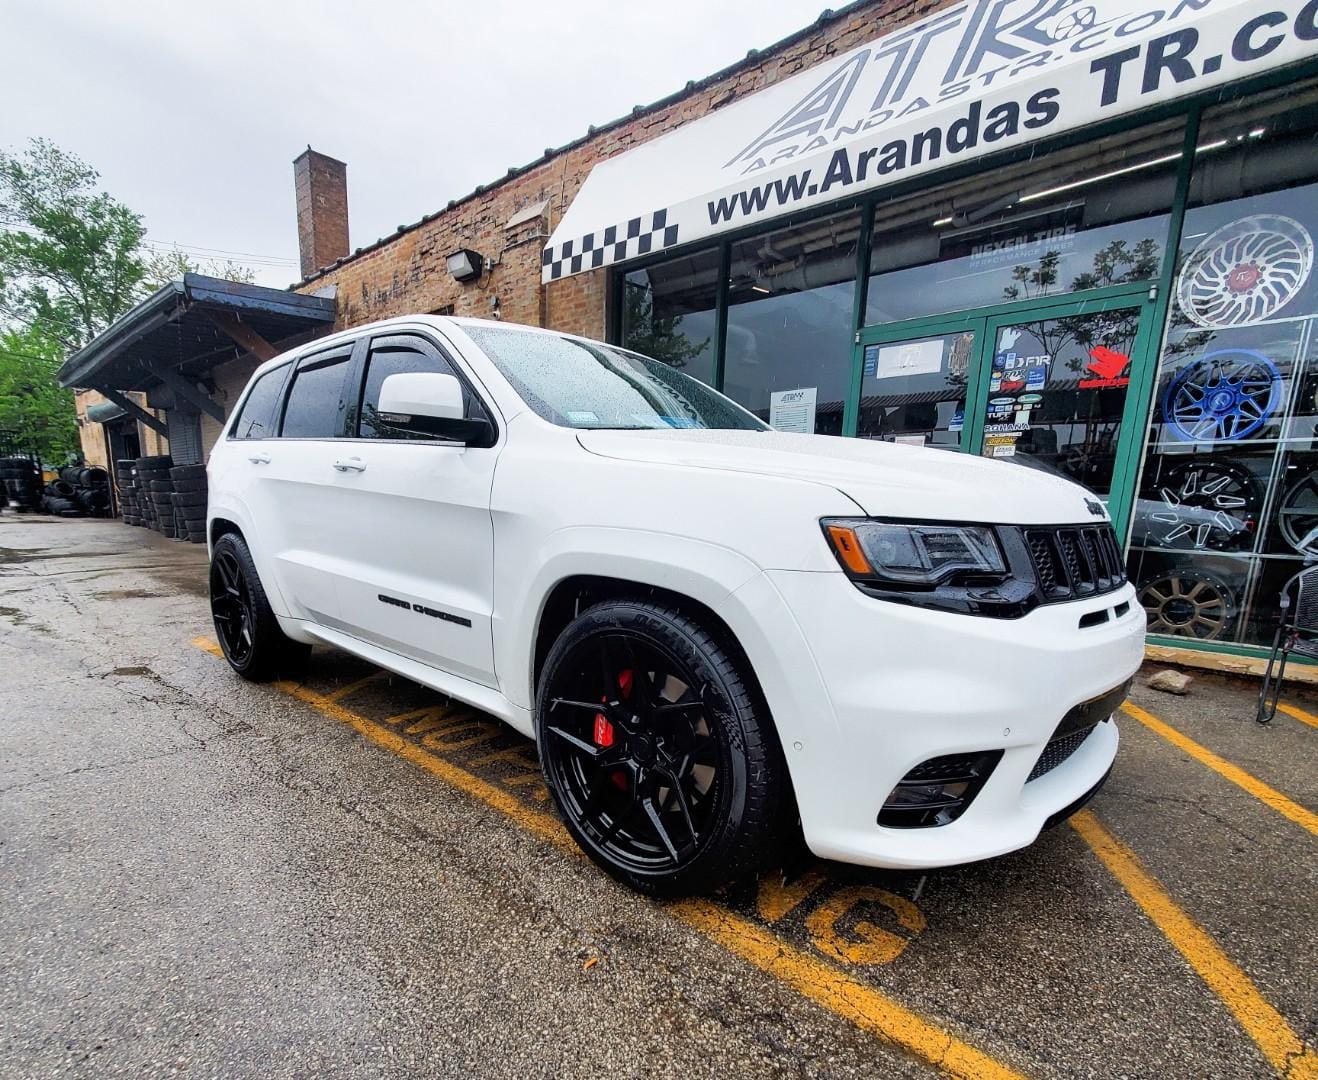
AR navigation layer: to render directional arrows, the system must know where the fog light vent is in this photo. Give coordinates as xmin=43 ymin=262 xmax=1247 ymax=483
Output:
xmin=879 ymin=750 xmax=1003 ymax=829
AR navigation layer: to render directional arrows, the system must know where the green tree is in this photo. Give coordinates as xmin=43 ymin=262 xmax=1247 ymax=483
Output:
xmin=0 ymin=325 xmax=78 ymax=460
xmin=0 ymin=139 xmax=148 ymax=349
xmin=0 ymin=138 xmax=256 ymax=463
xmin=141 ymin=245 xmax=256 ymax=289
xmin=621 ymin=280 xmax=709 ymax=369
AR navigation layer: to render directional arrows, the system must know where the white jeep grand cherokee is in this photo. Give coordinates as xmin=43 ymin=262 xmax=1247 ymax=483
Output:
xmin=207 ymin=315 xmax=1144 ymax=895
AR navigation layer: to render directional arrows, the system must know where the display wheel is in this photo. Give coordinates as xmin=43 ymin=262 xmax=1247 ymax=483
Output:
xmin=1161 ymin=349 xmax=1281 ymax=443
xmin=1147 ymin=457 xmax=1259 ymax=551
xmin=1138 ymin=569 xmax=1237 ymax=640
xmin=1176 ymin=214 xmax=1313 ymax=328
xmin=1278 ymin=470 xmax=1318 ymax=555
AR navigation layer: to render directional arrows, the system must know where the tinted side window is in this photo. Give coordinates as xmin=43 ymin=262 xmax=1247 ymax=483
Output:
xmin=230 ymin=365 xmax=287 ymax=440
xmin=280 ymin=349 xmax=353 ymax=438
xmin=356 ymin=339 xmax=487 ymax=440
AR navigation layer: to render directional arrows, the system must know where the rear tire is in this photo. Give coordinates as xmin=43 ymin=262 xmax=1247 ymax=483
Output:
xmin=535 ymin=599 xmax=785 ymax=896
xmin=209 ymin=533 xmax=310 ymax=680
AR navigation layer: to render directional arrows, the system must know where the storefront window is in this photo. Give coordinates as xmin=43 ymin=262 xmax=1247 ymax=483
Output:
xmin=856 ymin=329 xmax=974 ymax=448
xmin=1130 ymin=81 xmax=1318 ymax=647
xmin=865 ymin=118 xmax=1184 ymax=325
xmin=723 ymin=211 xmax=860 ymax=434
xmin=620 ymin=247 xmax=720 ymax=385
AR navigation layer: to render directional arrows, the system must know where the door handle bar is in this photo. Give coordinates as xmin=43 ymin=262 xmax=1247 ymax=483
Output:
xmin=248 ymin=452 xmax=270 ymax=464
xmin=333 ymin=457 xmax=367 ymax=473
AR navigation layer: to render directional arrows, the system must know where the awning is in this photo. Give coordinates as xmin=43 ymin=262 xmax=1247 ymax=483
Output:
xmin=58 ymin=273 xmax=335 ymax=434
xmin=543 ymin=0 xmax=1312 ymax=282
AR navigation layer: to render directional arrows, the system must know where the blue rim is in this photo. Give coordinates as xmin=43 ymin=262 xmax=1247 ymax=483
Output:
xmin=1161 ymin=349 xmax=1282 ymax=443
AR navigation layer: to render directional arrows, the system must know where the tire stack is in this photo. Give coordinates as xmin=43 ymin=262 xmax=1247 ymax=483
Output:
xmin=0 ymin=457 xmax=43 ymax=512
xmin=169 ymin=464 xmax=208 ymax=543
xmin=41 ymin=479 xmax=84 ymax=517
xmin=59 ymin=466 xmax=112 ymax=516
xmin=115 ymin=459 xmax=143 ymax=525
xmin=133 ymin=455 xmax=174 ymax=533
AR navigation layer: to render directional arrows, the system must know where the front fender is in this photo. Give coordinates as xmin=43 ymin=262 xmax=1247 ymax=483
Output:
xmin=499 ymin=526 xmax=763 ymax=713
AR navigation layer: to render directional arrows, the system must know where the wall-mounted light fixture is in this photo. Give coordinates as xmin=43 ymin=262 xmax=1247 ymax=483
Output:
xmin=446 ymin=248 xmax=485 ymax=283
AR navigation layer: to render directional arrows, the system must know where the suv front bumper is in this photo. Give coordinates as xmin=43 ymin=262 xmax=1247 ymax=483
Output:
xmin=724 ymin=570 xmax=1144 ymax=870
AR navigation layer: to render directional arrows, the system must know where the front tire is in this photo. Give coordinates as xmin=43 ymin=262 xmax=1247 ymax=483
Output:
xmin=535 ymin=599 xmax=785 ymax=896
xmin=209 ymin=533 xmax=310 ymax=681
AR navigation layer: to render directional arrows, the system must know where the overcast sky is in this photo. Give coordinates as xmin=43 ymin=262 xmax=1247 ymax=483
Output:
xmin=4 ymin=0 xmax=831 ymax=287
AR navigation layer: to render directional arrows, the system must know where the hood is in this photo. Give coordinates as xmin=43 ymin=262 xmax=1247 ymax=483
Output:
xmin=577 ymin=429 xmax=1107 ymax=525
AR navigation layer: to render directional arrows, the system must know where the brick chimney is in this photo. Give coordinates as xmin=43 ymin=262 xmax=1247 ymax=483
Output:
xmin=293 ymin=147 xmax=349 ymax=278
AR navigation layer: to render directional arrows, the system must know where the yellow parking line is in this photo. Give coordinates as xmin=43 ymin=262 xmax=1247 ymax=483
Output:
xmin=1120 ymin=702 xmax=1318 ymax=836
xmin=672 ymin=899 xmax=1021 ymax=1080
xmin=191 ymin=638 xmax=1020 ymax=1080
xmin=324 ymin=672 xmax=385 ymax=703
xmin=1071 ymin=811 xmax=1316 ymax=1079
xmin=1277 ymin=703 xmax=1318 ymax=731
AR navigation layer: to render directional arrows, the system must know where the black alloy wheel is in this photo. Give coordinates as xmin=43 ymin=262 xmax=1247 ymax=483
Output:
xmin=536 ymin=599 xmax=784 ymax=896
xmin=209 ymin=533 xmax=309 ymax=680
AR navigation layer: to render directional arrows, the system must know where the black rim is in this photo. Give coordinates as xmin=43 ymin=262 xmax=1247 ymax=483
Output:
xmin=541 ymin=631 xmax=729 ymax=875
xmin=210 ymin=550 xmax=255 ymax=665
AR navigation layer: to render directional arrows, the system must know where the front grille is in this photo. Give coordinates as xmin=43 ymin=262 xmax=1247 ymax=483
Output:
xmin=1027 ymin=724 xmax=1097 ymax=782
xmin=1023 ymin=524 xmax=1126 ymax=603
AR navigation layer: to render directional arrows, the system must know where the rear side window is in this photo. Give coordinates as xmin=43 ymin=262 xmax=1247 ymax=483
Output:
xmin=230 ymin=365 xmax=287 ymax=440
xmin=354 ymin=336 xmax=489 ymax=440
xmin=280 ymin=348 xmax=353 ymax=438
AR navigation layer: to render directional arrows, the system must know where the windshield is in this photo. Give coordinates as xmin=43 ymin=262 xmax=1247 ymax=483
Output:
xmin=463 ymin=325 xmax=767 ymax=432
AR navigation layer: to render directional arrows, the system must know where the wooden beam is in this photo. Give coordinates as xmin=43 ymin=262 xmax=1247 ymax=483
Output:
xmin=94 ymin=387 xmax=168 ymax=436
xmin=204 ymin=309 xmax=278 ymax=361
xmin=146 ymin=363 xmax=226 ymax=423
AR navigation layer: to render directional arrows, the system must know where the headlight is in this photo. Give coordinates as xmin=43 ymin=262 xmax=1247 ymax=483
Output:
xmin=821 ymin=518 xmax=1007 ymax=588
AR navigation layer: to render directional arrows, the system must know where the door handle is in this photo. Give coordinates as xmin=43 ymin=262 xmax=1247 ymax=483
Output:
xmin=333 ymin=457 xmax=367 ymax=473
xmin=248 ymin=452 xmax=271 ymax=464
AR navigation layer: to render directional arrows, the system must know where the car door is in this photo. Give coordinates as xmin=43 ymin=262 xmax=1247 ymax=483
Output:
xmin=246 ymin=339 xmax=361 ymax=627
xmin=323 ymin=330 xmax=500 ymax=687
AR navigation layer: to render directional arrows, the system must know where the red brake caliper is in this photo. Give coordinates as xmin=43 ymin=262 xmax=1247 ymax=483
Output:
xmin=594 ymin=669 xmax=633 ymax=790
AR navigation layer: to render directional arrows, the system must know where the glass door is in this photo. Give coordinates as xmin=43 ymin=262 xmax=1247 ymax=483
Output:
xmin=851 ymin=317 xmax=986 ymax=449
xmin=969 ymin=293 xmax=1159 ymax=530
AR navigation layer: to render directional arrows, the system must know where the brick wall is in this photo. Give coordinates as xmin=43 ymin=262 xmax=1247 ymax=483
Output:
xmin=294 ymin=0 xmax=935 ymax=339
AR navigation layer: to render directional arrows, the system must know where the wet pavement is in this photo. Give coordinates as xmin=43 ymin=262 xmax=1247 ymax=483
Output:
xmin=1 ymin=514 xmax=1314 ymax=1079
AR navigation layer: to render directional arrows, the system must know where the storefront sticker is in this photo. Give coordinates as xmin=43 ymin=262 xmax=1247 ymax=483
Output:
xmin=1079 ymin=345 xmax=1132 ymax=389
xmin=990 ymin=333 xmax=1050 ymax=393
xmin=874 ymin=339 xmax=944 ymax=379
xmin=769 ymin=386 xmax=817 ymax=433
xmin=984 ymin=433 xmax=1020 ymax=458
xmin=949 ymin=410 xmax=964 ymax=432
xmin=863 ymin=345 xmax=879 ymax=377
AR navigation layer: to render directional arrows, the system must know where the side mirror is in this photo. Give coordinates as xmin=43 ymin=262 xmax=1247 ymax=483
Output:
xmin=376 ymin=371 xmax=492 ymax=445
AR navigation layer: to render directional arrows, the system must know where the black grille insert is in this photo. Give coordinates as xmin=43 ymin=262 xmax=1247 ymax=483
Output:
xmin=879 ymin=750 xmax=1002 ymax=829
xmin=1022 ymin=524 xmax=1126 ymax=604
xmin=1027 ymin=723 xmax=1099 ymax=782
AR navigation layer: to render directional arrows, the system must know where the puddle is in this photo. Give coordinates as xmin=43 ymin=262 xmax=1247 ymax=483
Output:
xmin=108 ymin=665 xmax=153 ymax=677
xmin=90 ymin=588 xmax=178 ymax=601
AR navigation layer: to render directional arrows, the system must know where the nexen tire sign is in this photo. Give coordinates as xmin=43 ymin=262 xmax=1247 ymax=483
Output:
xmin=543 ymin=0 xmax=1318 ymax=281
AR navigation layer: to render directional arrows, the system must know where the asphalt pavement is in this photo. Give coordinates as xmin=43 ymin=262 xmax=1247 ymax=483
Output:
xmin=1 ymin=515 xmax=1314 ymax=1079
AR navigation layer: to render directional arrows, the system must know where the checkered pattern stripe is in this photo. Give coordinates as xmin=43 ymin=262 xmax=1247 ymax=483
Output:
xmin=542 ymin=209 xmax=679 ymax=281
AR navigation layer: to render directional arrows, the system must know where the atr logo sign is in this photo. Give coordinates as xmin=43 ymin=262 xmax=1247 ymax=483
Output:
xmin=723 ymin=0 xmax=1270 ymax=175
xmin=543 ymin=0 xmax=1314 ymax=282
